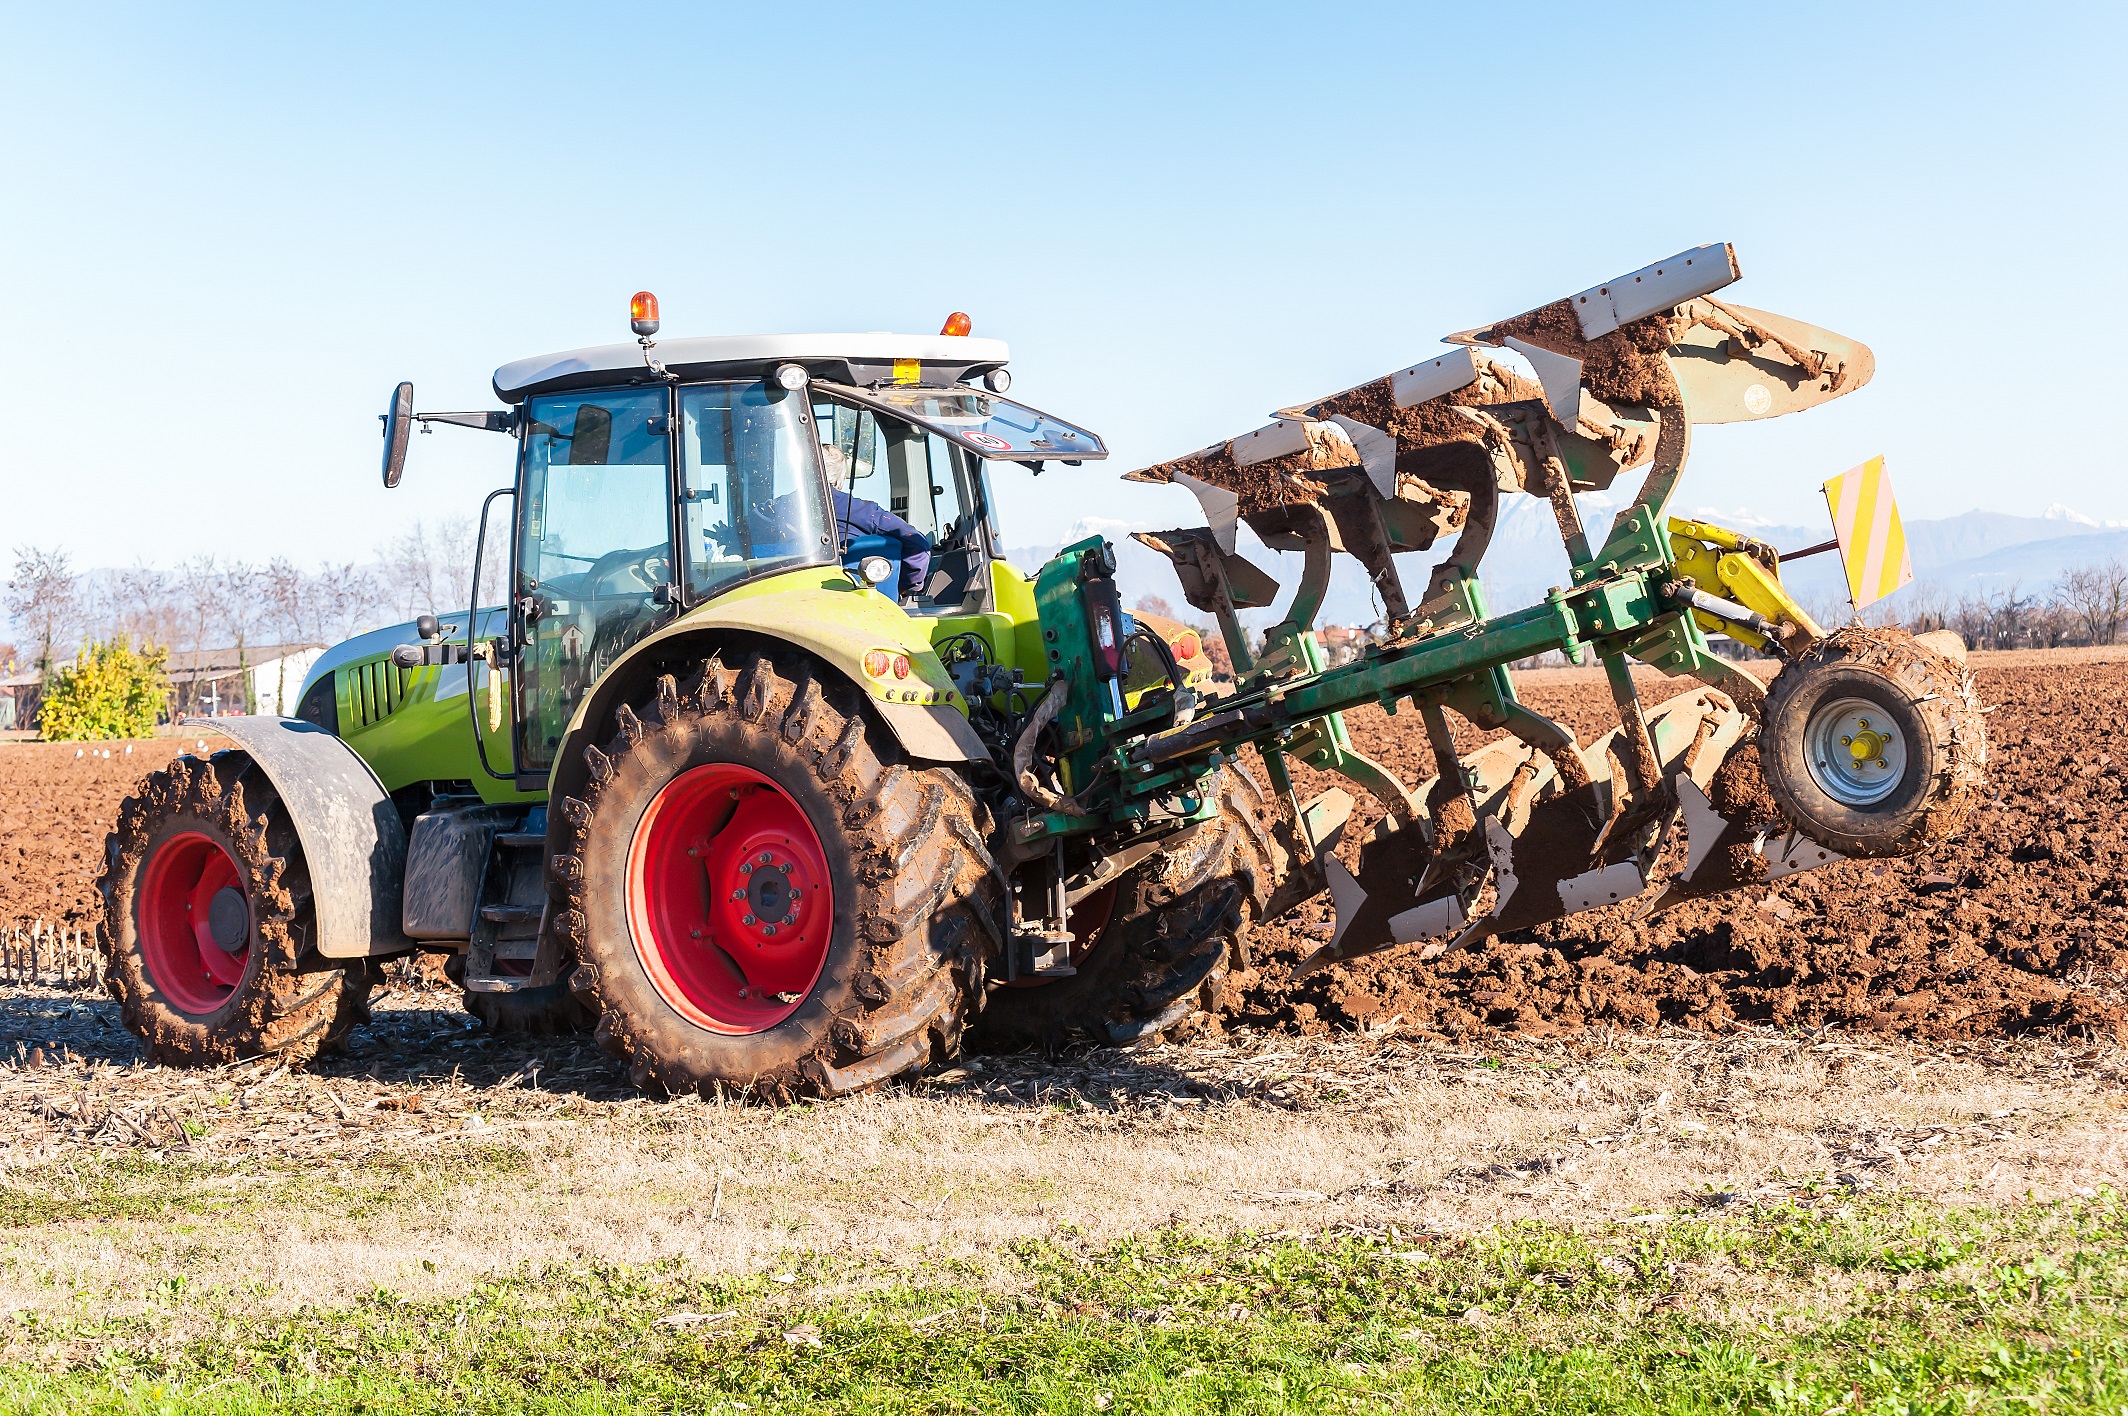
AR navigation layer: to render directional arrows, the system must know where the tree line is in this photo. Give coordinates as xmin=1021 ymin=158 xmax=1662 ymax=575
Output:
xmin=1821 ymin=557 xmax=2128 ymax=651
xmin=3 ymin=520 xmax=502 ymax=717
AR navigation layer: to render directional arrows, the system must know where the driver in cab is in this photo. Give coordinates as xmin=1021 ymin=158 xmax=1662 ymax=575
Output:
xmin=820 ymin=446 xmax=931 ymax=603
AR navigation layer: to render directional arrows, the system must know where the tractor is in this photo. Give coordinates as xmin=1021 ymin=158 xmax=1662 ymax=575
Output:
xmin=98 ymin=246 xmax=1987 ymax=1099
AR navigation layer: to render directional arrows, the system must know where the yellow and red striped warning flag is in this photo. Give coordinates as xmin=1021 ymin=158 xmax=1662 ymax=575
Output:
xmin=1822 ymin=455 xmax=1913 ymax=611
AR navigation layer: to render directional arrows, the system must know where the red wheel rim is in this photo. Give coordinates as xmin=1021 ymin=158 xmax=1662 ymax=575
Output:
xmin=999 ymin=880 xmax=1118 ymax=989
xmin=137 ymin=831 xmax=250 ymax=1017
xmin=626 ymin=764 xmax=834 ymax=1034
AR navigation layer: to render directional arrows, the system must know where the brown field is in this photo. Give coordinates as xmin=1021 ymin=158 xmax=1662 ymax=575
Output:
xmin=0 ymin=652 xmax=2122 ymax=1320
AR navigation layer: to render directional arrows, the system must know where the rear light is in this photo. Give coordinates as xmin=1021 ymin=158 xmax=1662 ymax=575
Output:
xmin=1174 ymin=634 xmax=1198 ymax=661
xmin=939 ymin=311 xmax=972 ymax=337
xmin=892 ymin=655 xmax=912 ymax=679
xmin=863 ymin=650 xmax=891 ymax=678
xmin=630 ymin=291 xmax=660 ymax=337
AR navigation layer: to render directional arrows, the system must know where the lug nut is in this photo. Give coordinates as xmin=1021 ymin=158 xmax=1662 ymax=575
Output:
xmin=690 ymin=928 xmax=701 ymax=939
xmin=730 ymin=889 xmax=745 ymax=901
xmin=778 ymin=861 xmax=793 ymax=874
xmin=741 ymin=914 xmax=756 ymax=926
xmin=763 ymin=925 xmax=777 ymax=937
xmin=737 ymin=988 xmax=748 ymax=999
xmin=758 ymin=852 xmax=772 ymax=865
xmin=740 ymin=861 xmax=754 ymax=875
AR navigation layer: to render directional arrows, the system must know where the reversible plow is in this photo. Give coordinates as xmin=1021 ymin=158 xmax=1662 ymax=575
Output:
xmin=1035 ymin=242 xmax=1985 ymax=969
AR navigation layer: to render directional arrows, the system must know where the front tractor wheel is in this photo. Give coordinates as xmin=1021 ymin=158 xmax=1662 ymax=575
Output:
xmin=1759 ymin=626 xmax=1987 ymax=858
xmin=98 ymin=753 xmax=372 ymax=1067
xmin=552 ymin=653 xmax=1001 ymax=1101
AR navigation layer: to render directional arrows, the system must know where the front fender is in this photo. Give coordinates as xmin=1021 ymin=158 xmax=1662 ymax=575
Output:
xmin=183 ymin=715 xmax=413 ymax=959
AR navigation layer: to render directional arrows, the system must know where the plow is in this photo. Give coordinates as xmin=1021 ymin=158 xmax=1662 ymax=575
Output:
xmin=96 ymin=244 xmax=1986 ymax=1098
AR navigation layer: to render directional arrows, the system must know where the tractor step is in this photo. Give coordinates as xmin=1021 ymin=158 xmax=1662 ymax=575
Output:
xmin=493 ymin=832 xmax=544 ymax=849
xmin=480 ymin=904 xmax=542 ymax=925
xmin=487 ymin=939 xmax=541 ymax=962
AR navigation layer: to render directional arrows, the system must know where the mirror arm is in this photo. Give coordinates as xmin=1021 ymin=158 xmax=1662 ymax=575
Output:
xmin=413 ymin=410 xmax=519 ymax=434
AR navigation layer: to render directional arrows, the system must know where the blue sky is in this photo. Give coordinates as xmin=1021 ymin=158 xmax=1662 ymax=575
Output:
xmin=2 ymin=1 xmax=2122 ymax=571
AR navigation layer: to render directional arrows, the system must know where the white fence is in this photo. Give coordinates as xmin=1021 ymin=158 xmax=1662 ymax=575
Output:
xmin=0 ymin=921 xmax=102 ymax=991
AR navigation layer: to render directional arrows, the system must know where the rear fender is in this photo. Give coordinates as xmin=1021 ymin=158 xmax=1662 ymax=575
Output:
xmin=546 ymin=576 xmax=990 ymax=822
xmin=182 ymin=715 xmax=413 ymax=959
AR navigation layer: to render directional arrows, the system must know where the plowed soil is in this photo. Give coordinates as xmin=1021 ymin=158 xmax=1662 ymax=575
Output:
xmin=2 ymin=656 xmax=2121 ymax=1047
xmin=0 ymin=737 xmax=205 ymax=928
xmin=1228 ymin=655 xmax=2128 ymax=1044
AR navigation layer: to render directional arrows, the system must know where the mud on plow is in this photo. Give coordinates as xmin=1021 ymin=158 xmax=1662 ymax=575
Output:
xmin=1060 ymin=242 xmax=1987 ymax=971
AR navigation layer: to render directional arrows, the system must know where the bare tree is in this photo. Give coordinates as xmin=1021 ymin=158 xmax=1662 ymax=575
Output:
xmin=171 ymin=556 xmax=221 ymax=716
xmin=6 ymin=546 xmax=82 ymax=674
xmin=2055 ymin=559 xmax=2128 ymax=647
xmin=216 ymin=563 xmax=265 ymax=714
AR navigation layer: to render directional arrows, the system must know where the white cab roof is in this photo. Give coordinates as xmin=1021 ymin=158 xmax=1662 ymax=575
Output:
xmin=493 ymin=333 xmax=1012 ymax=403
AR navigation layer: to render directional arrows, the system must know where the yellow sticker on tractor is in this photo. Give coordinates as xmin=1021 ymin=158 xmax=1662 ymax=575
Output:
xmin=1822 ymin=455 xmax=1913 ymax=611
xmin=891 ymin=358 xmax=921 ymax=385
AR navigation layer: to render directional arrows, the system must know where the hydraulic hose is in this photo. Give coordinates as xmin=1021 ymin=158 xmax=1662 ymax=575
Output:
xmin=1013 ymin=676 xmax=1087 ymax=817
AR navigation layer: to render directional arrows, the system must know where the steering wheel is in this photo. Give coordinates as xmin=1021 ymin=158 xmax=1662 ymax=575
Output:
xmin=580 ymin=544 xmax=670 ymax=598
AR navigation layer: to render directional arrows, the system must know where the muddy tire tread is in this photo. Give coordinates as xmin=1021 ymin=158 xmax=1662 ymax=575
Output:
xmin=97 ymin=753 xmax=371 ymax=1068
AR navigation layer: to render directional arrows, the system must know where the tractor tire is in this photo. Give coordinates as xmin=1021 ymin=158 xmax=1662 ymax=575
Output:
xmin=1759 ymin=625 xmax=1987 ymax=858
xmin=444 ymin=953 xmax=595 ymax=1036
xmin=971 ymin=764 xmax=1283 ymax=1051
xmin=98 ymin=752 xmax=372 ymax=1067
xmin=550 ymin=651 xmax=1002 ymax=1101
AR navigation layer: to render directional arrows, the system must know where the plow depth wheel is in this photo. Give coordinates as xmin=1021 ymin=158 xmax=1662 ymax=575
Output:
xmin=1759 ymin=627 xmax=1986 ymax=858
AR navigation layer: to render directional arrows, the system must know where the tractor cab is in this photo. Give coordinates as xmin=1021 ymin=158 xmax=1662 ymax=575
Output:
xmin=379 ymin=303 xmax=1106 ymax=780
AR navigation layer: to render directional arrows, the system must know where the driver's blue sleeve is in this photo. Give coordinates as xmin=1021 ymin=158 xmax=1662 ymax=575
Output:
xmin=833 ymin=492 xmax=932 ymax=598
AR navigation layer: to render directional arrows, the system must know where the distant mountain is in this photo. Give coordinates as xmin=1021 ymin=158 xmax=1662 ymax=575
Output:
xmin=1008 ymin=501 xmax=2128 ymax=631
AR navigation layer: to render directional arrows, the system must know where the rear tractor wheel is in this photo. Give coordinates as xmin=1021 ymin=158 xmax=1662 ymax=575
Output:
xmin=98 ymin=752 xmax=372 ymax=1067
xmin=1759 ymin=626 xmax=1986 ymax=858
xmin=552 ymin=652 xmax=1003 ymax=1101
xmin=971 ymin=764 xmax=1284 ymax=1051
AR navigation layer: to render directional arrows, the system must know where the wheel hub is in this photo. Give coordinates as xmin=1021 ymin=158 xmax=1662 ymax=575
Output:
xmin=1806 ymin=697 xmax=1907 ymax=807
xmin=627 ymin=763 xmax=833 ymax=1034
xmin=207 ymin=887 xmax=249 ymax=952
xmin=136 ymin=831 xmax=250 ymax=1016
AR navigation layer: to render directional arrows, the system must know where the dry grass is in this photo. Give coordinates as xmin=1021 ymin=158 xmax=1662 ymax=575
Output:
xmin=2 ymin=983 xmax=2124 ymax=1323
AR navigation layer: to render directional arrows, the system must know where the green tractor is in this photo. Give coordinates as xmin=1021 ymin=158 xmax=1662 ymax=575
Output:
xmin=98 ymin=246 xmax=1988 ymax=1098
xmin=98 ymin=302 xmax=1266 ymax=1096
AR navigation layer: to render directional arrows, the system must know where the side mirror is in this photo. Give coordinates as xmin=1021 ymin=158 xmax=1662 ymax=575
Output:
xmin=381 ymin=381 xmax=414 ymax=488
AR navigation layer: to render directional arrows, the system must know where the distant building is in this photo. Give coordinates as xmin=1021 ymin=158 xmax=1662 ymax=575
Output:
xmin=165 ymin=644 xmax=326 ymax=717
xmin=0 ymin=643 xmax=325 ymax=730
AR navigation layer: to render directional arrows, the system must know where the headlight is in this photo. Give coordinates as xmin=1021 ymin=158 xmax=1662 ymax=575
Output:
xmin=860 ymin=555 xmax=893 ymax=586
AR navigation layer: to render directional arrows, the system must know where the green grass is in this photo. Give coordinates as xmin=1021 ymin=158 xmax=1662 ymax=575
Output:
xmin=3 ymin=1192 xmax=2127 ymax=1413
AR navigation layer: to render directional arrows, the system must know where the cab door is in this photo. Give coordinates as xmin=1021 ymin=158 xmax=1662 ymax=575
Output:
xmin=513 ymin=387 xmax=676 ymax=775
